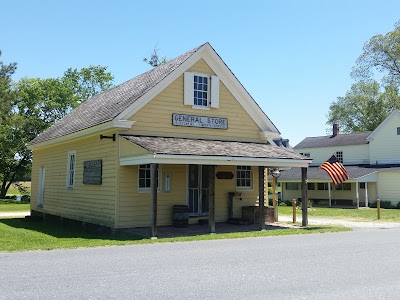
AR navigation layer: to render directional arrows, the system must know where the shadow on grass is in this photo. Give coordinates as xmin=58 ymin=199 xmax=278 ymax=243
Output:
xmin=0 ymin=218 xmax=146 ymax=241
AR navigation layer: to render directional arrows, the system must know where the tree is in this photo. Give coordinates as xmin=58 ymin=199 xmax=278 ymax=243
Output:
xmin=62 ymin=65 xmax=114 ymax=105
xmin=351 ymin=21 xmax=400 ymax=86
xmin=0 ymin=51 xmax=17 ymax=122
xmin=327 ymin=20 xmax=400 ymax=132
xmin=327 ymin=81 xmax=400 ymax=133
xmin=143 ymin=46 xmax=167 ymax=67
xmin=0 ymin=60 xmax=114 ymax=199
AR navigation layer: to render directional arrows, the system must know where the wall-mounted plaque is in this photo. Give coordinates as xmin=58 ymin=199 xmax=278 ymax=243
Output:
xmin=83 ymin=160 xmax=102 ymax=185
xmin=172 ymin=113 xmax=228 ymax=129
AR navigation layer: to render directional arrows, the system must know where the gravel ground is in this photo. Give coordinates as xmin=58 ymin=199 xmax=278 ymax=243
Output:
xmin=278 ymin=215 xmax=400 ymax=229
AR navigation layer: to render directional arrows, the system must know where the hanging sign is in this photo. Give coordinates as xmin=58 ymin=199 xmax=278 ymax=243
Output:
xmin=172 ymin=113 xmax=228 ymax=129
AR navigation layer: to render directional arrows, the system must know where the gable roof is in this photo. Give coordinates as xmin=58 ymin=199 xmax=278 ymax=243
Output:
xmin=294 ymin=131 xmax=371 ymax=149
xmin=29 ymin=44 xmax=205 ymax=145
xmin=367 ymin=109 xmax=400 ymax=141
xmin=29 ymin=43 xmax=280 ymax=147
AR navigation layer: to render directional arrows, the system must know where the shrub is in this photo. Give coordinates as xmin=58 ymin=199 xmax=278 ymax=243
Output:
xmin=21 ymin=195 xmax=30 ymax=203
xmin=370 ymin=200 xmax=394 ymax=209
xmin=278 ymin=201 xmax=287 ymax=206
xmin=396 ymin=202 xmax=400 ymax=209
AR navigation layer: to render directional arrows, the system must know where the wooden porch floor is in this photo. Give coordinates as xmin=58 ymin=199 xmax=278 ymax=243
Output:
xmin=124 ymin=222 xmax=298 ymax=238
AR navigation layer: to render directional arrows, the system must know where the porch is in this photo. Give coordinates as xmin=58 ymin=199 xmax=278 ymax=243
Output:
xmin=124 ymin=221 xmax=298 ymax=238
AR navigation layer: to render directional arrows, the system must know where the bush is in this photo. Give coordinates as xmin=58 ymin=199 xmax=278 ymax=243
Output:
xmin=21 ymin=195 xmax=30 ymax=203
xmin=278 ymin=201 xmax=287 ymax=206
xmin=396 ymin=202 xmax=400 ymax=209
xmin=370 ymin=200 xmax=394 ymax=209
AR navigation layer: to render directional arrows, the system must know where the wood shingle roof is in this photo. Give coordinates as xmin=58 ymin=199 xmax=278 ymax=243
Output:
xmin=293 ymin=131 xmax=371 ymax=149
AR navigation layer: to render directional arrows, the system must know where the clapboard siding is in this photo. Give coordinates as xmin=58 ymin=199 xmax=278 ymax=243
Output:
xmin=30 ymin=131 xmax=118 ymax=227
xmin=378 ymin=172 xmax=400 ymax=205
xmin=125 ymin=59 xmax=263 ymax=142
xmin=369 ymin=113 xmax=400 ymax=164
xmin=294 ymin=144 xmax=370 ymax=165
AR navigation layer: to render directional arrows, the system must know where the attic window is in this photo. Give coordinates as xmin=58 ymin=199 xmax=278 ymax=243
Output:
xmin=397 ymin=127 xmax=400 ymax=135
xmin=184 ymin=72 xmax=220 ymax=109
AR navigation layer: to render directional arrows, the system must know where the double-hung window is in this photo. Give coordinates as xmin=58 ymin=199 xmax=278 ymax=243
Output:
xmin=194 ymin=75 xmax=209 ymax=107
xmin=184 ymin=72 xmax=219 ymax=109
xmin=236 ymin=166 xmax=252 ymax=189
xmin=335 ymin=151 xmax=343 ymax=163
xmin=66 ymin=151 xmax=76 ymax=188
xmin=138 ymin=164 xmax=160 ymax=191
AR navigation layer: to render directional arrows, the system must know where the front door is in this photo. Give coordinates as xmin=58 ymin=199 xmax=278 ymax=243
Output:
xmin=188 ymin=165 xmax=210 ymax=216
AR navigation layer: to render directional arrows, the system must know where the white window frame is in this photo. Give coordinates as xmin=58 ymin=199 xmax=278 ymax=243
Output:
xmin=184 ymin=72 xmax=219 ymax=109
xmin=66 ymin=151 xmax=76 ymax=188
xmin=236 ymin=166 xmax=253 ymax=190
xmin=336 ymin=151 xmax=343 ymax=163
xmin=138 ymin=164 xmax=161 ymax=192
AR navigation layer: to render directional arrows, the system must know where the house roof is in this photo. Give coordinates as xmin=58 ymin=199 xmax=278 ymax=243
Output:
xmin=279 ymin=165 xmax=394 ymax=181
xmin=121 ymin=135 xmax=309 ymax=161
xmin=29 ymin=44 xmax=205 ymax=145
xmin=293 ymin=131 xmax=371 ymax=149
xmin=29 ymin=43 xmax=282 ymax=147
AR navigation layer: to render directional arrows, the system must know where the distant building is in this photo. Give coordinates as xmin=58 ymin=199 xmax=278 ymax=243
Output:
xmin=279 ymin=110 xmax=400 ymax=207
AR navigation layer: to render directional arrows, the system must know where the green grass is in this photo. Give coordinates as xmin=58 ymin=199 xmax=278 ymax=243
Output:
xmin=0 ymin=200 xmax=30 ymax=212
xmin=278 ymin=206 xmax=400 ymax=222
xmin=0 ymin=217 xmax=350 ymax=252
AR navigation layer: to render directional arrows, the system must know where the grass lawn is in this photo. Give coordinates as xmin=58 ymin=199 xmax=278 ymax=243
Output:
xmin=0 ymin=217 xmax=350 ymax=252
xmin=0 ymin=200 xmax=30 ymax=212
xmin=278 ymin=206 xmax=400 ymax=222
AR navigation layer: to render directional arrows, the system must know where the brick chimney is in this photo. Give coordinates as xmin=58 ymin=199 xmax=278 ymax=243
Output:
xmin=332 ymin=124 xmax=339 ymax=137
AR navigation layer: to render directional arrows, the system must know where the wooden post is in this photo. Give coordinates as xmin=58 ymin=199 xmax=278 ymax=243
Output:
xmin=208 ymin=165 xmax=216 ymax=234
xmin=259 ymin=166 xmax=266 ymax=230
xmin=328 ymin=182 xmax=332 ymax=207
xmin=365 ymin=182 xmax=369 ymax=208
xmin=301 ymin=167 xmax=308 ymax=227
xmin=150 ymin=163 xmax=158 ymax=239
xmin=272 ymin=176 xmax=278 ymax=222
xmin=292 ymin=199 xmax=296 ymax=223
xmin=356 ymin=182 xmax=360 ymax=209
xmin=377 ymin=198 xmax=381 ymax=220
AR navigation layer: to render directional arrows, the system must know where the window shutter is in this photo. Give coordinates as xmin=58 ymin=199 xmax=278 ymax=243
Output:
xmin=210 ymin=75 xmax=219 ymax=108
xmin=184 ymin=72 xmax=194 ymax=106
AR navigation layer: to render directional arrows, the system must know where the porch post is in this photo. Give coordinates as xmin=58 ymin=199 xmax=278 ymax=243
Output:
xmin=208 ymin=165 xmax=216 ymax=234
xmin=259 ymin=166 xmax=266 ymax=230
xmin=365 ymin=182 xmax=369 ymax=208
xmin=356 ymin=182 xmax=359 ymax=209
xmin=150 ymin=163 xmax=158 ymax=239
xmin=272 ymin=176 xmax=278 ymax=222
xmin=301 ymin=167 xmax=308 ymax=227
xmin=328 ymin=182 xmax=332 ymax=207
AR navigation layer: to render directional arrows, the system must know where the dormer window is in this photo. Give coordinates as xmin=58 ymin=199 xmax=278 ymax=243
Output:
xmin=184 ymin=72 xmax=219 ymax=109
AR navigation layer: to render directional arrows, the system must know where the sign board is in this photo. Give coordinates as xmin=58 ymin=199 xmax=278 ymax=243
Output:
xmin=83 ymin=160 xmax=102 ymax=185
xmin=172 ymin=113 xmax=228 ymax=129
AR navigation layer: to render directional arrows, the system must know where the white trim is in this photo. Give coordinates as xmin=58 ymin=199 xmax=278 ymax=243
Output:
xmin=115 ymin=43 xmax=280 ymax=133
xmin=66 ymin=151 xmax=76 ymax=188
xmin=120 ymin=154 xmax=311 ymax=168
xmin=367 ymin=110 xmax=400 ymax=141
xmin=235 ymin=165 xmax=253 ymax=190
xmin=210 ymin=75 xmax=219 ymax=108
xmin=37 ymin=166 xmax=45 ymax=207
xmin=28 ymin=120 xmax=135 ymax=150
xmin=137 ymin=164 xmax=162 ymax=193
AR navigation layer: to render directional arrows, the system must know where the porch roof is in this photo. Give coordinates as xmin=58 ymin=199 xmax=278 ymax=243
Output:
xmin=279 ymin=165 xmax=388 ymax=181
xmin=120 ymin=135 xmax=311 ymax=167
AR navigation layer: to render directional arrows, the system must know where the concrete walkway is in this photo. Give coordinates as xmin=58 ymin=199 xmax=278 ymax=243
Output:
xmin=0 ymin=211 xmax=30 ymax=218
xmin=277 ymin=215 xmax=400 ymax=229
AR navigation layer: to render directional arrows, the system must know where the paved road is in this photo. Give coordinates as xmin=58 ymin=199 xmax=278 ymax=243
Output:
xmin=1 ymin=228 xmax=400 ymax=300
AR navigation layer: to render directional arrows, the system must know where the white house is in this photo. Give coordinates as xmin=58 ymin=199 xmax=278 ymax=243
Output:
xmin=279 ymin=110 xmax=400 ymax=207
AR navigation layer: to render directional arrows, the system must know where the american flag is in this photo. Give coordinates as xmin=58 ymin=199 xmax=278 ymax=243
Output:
xmin=320 ymin=155 xmax=349 ymax=185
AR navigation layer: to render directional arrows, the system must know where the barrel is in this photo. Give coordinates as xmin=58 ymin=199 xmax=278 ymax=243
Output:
xmin=172 ymin=205 xmax=190 ymax=227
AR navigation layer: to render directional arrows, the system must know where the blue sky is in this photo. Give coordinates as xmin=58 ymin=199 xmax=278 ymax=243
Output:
xmin=2 ymin=0 xmax=399 ymax=145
